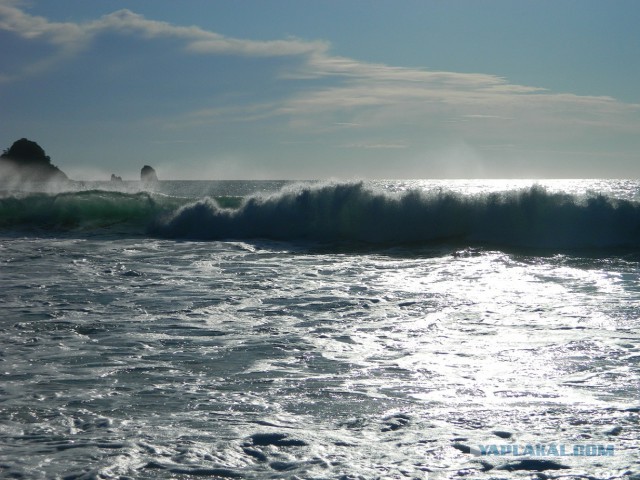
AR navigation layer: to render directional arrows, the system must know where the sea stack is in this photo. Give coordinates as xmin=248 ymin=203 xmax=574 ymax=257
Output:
xmin=0 ymin=138 xmax=68 ymax=183
xmin=141 ymin=165 xmax=158 ymax=182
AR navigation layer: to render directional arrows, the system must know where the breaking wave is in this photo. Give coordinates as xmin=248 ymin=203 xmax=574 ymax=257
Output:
xmin=2 ymin=182 xmax=640 ymax=249
xmin=155 ymin=182 xmax=640 ymax=249
xmin=0 ymin=190 xmax=178 ymax=231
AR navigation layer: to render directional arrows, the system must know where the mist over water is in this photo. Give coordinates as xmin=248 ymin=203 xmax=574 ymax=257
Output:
xmin=155 ymin=181 xmax=640 ymax=249
xmin=1 ymin=179 xmax=639 ymax=479
xmin=3 ymin=179 xmax=640 ymax=249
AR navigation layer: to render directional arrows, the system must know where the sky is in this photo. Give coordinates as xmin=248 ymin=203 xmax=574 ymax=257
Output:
xmin=1 ymin=0 xmax=639 ymax=180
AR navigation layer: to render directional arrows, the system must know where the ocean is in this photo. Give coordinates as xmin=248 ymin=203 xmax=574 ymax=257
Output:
xmin=1 ymin=179 xmax=639 ymax=479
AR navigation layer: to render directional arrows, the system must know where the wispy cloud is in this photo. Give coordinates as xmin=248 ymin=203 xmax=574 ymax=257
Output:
xmin=0 ymin=4 xmax=327 ymax=61
xmin=1 ymin=1 xmax=639 ymax=177
xmin=0 ymin=3 xmax=86 ymax=47
xmin=92 ymin=9 xmax=328 ymax=57
xmin=2 ymin=2 xmax=636 ymax=123
xmin=341 ymin=142 xmax=408 ymax=150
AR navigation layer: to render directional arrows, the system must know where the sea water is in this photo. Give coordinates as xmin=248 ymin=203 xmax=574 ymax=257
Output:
xmin=1 ymin=179 xmax=639 ymax=479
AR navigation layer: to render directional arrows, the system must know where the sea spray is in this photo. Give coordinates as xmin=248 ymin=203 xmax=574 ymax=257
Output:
xmin=153 ymin=182 xmax=640 ymax=248
xmin=2 ymin=182 xmax=640 ymax=248
xmin=2 ymin=178 xmax=639 ymax=479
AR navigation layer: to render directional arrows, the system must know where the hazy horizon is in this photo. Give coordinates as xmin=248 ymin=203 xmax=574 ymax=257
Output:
xmin=2 ymin=0 xmax=639 ymax=180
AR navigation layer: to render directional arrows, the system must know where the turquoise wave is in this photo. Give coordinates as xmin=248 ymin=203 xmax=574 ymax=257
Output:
xmin=0 ymin=190 xmax=177 ymax=231
xmin=2 ymin=183 xmax=640 ymax=249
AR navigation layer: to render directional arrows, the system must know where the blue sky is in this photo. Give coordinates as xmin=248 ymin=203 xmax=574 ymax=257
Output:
xmin=1 ymin=0 xmax=639 ymax=179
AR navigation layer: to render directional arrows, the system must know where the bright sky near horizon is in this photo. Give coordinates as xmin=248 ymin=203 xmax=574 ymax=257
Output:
xmin=1 ymin=0 xmax=639 ymax=180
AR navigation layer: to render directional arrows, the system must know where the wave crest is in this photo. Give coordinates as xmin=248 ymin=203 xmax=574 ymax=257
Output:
xmin=0 ymin=190 xmax=174 ymax=231
xmin=153 ymin=182 xmax=640 ymax=248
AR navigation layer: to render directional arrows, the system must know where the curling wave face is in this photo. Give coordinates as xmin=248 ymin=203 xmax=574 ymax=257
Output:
xmin=2 ymin=182 xmax=640 ymax=249
xmin=0 ymin=190 xmax=178 ymax=231
xmin=154 ymin=182 xmax=640 ymax=249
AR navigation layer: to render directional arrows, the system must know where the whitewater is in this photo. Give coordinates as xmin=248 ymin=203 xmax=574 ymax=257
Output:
xmin=1 ymin=179 xmax=639 ymax=479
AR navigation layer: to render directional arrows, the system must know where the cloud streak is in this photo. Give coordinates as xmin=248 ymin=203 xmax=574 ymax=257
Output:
xmin=0 ymin=4 xmax=327 ymax=60
xmin=2 ymin=2 xmax=637 ymax=119
xmin=1 ymin=2 xmax=639 ymax=178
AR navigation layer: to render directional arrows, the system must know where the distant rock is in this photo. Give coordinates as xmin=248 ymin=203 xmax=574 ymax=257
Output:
xmin=0 ymin=138 xmax=68 ymax=183
xmin=141 ymin=165 xmax=158 ymax=182
xmin=110 ymin=174 xmax=123 ymax=182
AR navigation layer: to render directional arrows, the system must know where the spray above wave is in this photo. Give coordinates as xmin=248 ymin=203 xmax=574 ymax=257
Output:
xmin=0 ymin=190 xmax=178 ymax=231
xmin=154 ymin=182 xmax=640 ymax=249
xmin=3 ymin=183 xmax=640 ymax=249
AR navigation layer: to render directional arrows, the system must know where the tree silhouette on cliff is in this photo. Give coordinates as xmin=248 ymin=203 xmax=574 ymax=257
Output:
xmin=0 ymin=138 xmax=67 ymax=182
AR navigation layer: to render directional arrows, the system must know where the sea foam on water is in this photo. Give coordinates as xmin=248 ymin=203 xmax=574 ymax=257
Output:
xmin=0 ymin=179 xmax=638 ymax=479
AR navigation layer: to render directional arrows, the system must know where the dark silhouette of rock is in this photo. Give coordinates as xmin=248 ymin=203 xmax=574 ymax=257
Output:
xmin=141 ymin=165 xmax=158 ymax=182
xmin=110 ymin=174 xmax=123 ymax=182
xmin=0 ymin=138 xmax=67 ymax=183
